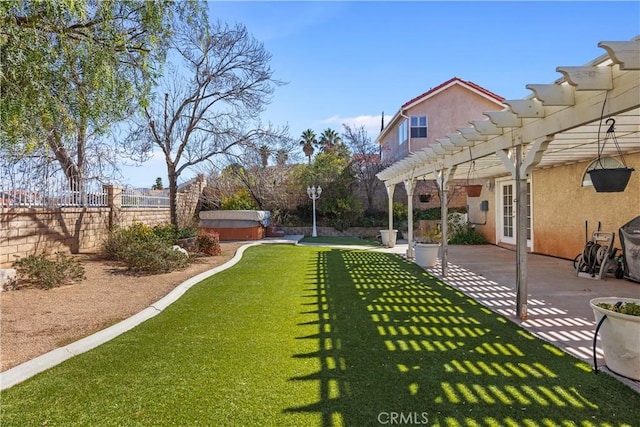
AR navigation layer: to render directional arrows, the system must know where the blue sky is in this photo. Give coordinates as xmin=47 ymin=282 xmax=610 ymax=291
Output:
xmin=122 ymin=1 xmax=640 ymax=188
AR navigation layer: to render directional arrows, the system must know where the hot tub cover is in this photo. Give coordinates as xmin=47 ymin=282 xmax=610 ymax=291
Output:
xmin=199 ymin=210 xmax=271 ymax=227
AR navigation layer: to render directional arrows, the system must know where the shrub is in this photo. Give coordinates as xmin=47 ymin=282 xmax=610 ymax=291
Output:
xmin=220 ymin=188 xmax=258 ymax=210
xmin=102 ymin=223 xmax=189 ymax=274
xmin=13 ymin=252 xmax=85 ymax=289
xmin=118 ymin=239 xmax=189 ymax=274
xmin=152 ymin=223 xmax=179 ymax=245
xmin=447 ymin=213 xmax=487 ymax=245
xmin=597 ymin=302 xmax=640 ymax=316
xmin=176 ymin=225 xmax=199 ymax=240
xmin=197 ymin=231 xmax=222 ymax=256
xmin=103 ymin=223 xmax=154 ymax=261
xmin=392 ymin=202 xmax=407 ymax=223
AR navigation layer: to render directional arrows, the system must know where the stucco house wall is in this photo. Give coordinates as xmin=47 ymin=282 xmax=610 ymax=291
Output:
xmin=470 ymin=152 xmax=639 ymax=260
xmin=532 ymin=152 xmax=640 ymax=260
xmin=378 ymin=78 xmax=505 ymax=163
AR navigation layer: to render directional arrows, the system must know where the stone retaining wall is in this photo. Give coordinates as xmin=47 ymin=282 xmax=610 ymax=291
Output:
xmin=280 ymin=226 xmax=381 ymax=239
xmin=0 ymin=176 xmax=206 ymax=268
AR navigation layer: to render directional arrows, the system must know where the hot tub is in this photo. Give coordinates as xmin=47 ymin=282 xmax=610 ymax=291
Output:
xmin=199 ymin=210 xmax=271 ymax=241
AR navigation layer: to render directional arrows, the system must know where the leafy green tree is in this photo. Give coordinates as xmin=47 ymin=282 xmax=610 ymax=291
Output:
xmin=152 ymin=177 xmax=164 ymax=190
xmin=299 ymin=129 xmax=316 ymax=164
xmin=0 ymin=1 xmax=196 ymax=191
xmin=296 ymin=151 xmax=361 ymax=230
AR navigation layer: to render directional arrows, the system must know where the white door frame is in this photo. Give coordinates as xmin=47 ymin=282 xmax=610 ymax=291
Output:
xmin=495 ymin=176 xmax=533 ymax=248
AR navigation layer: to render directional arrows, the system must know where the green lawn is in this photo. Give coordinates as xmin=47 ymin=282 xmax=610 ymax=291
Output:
xmin=1 ymin=245 xmax=639 ymax=426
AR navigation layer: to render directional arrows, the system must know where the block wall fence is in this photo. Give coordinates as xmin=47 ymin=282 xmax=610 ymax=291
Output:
xmin=0 ymin=177 xmax=206 ymax=268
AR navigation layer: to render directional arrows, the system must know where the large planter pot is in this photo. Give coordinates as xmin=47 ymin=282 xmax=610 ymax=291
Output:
xmin=587 ymin=168 xmax=634 ymax=193
xmin=590 ymin=297 xmax=640 ymax=380
xmin=463 ymin=184 xmax=483 ymax=197
xmin=380 ymin=230 xmax=398 ymax=248
xmin=414 ymin=243 xmax=440 ymax=268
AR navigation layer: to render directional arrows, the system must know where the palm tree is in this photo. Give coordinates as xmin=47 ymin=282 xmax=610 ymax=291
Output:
xmin=259 ymin=145 xmax=270 ymax=168
xmin=275 ymin=149 xmax=288 ymax=166
xmin=299 ymin=129 xmax=316 ymax=164
xmin=318 ymin=128 xmax=342 ymax=153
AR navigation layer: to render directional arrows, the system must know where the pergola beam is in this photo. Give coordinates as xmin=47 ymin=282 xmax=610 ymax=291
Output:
xmin=598 ymin=40 xmax=640 ymax=70
xmin=556 ymin=65 xmax=612 ymax=91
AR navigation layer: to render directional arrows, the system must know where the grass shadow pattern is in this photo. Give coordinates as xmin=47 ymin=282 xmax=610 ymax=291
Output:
xmin=287 ymin=249 xmax=640 ymax=426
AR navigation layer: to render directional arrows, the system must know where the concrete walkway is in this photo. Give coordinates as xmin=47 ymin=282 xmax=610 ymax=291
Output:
xmin=2 ymin=237 xmax=638 ymax=393
xmin=377 ymin=240 xmax=640 ymax=392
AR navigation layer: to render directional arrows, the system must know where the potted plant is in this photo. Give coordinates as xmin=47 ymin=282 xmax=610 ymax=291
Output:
xmin=414 ymin=226 xmax=441 ymax=268
xmin=590 ymin=297 xmax=640 ymax=380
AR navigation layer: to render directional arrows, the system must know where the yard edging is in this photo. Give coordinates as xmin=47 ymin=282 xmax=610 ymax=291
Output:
xmin=0 ymin=241 xmax=268 ymax=391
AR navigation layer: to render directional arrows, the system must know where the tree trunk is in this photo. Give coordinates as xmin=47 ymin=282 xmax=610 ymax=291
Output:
xmin=168 ymin=165 xmax=179 ymax=228
xmin=47 ymin=129 xmax=84 ymax=205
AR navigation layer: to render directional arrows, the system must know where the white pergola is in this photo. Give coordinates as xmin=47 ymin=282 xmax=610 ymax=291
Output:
xmin=376 ymin=38 xmax=640 ymax=320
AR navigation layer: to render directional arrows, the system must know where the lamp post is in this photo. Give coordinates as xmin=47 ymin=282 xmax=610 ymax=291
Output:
xmin=307 ymin=185 xmax=322 ymax=237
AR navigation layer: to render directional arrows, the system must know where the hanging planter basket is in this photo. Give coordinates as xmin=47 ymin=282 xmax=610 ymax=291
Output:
xmin=589 ymin=115 xmax=635 ymax=193
xmin=588 ymin=167 xmax=635 ymax=193
xmin=463 ymin=157 xmax=482 ymax=197
xmin=463 ymin=184 xmax=483 ymax=197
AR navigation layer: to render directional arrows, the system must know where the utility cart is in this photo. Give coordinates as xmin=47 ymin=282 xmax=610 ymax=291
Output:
xmin=575 ymin=231 xmax=618 ymax=280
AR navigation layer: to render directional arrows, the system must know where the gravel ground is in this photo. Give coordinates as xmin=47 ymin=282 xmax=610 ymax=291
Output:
xmin=0 ymin=242 xmax=243 ymax=372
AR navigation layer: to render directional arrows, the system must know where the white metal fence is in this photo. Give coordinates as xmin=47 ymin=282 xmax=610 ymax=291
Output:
xmin=0 ymin=174 xmax=107 ymax=209
xmin=0 ymin=158 xmax=169 ymax=209
xmin=121 ymin=187 xmax=170 ymax=208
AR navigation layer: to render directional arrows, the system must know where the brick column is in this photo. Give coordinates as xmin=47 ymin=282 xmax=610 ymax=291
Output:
xmin=104 ymin=185 xmax=122 ymax=229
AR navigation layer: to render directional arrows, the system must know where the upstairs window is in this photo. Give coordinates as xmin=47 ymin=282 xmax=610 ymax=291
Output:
xmin=411 ymin=116 xmax=427 ymax=138
xmin=398 ymin=119 xmax=408 ymax=145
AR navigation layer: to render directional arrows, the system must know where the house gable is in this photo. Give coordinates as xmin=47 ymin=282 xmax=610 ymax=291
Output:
xmin=377 ymin=77 xmax=505 ymax=162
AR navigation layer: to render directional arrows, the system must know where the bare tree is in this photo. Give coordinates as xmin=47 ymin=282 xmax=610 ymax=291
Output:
xmin=342 ymin=123 xmax=391 ymax=215
xmin=124 ymin=21 xmax=285 ymax=226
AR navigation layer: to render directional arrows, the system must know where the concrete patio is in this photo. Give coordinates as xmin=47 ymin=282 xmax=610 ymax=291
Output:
xmin=376 ymin=241 xmax=640 ymax=392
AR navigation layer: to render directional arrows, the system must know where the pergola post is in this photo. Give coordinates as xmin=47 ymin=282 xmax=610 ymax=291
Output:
xmin=385 ymin=183 xmax=395 ymax=238
xmin=514 ymin=144 xmax=529 ymax=320
xmin=435 ymin=166 xmax=456 ymax=277
xmin=404 ymin=178 xmax=416 ymax=258
xmin=497 ymin=136 xmax=553 ymax=320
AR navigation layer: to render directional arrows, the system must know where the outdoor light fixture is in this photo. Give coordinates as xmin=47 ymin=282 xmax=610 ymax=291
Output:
xmin=307 ymin=185 xmax=322 ymax=237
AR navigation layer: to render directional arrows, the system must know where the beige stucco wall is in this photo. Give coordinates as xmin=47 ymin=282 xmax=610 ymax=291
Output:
xmin=406 ymin=85 xmax=503 ymax=154
xmin=532 ymin=152 xmax=640 ymax=260
xmin=380 ymin=84 xmax=504 ymax=162
xmin=467 ymin=181 xmax=497 ymax=242
xmin=468 ymin=153 xmax=639 ymax=260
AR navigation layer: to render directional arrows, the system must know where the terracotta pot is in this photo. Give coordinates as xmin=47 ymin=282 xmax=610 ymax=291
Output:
xmin=463 ymin=184 xmax=483 ymax=197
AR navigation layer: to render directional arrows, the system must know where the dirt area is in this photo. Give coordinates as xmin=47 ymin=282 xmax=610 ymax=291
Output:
xmin=0 ymin=242 xmax=243 ymax=372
